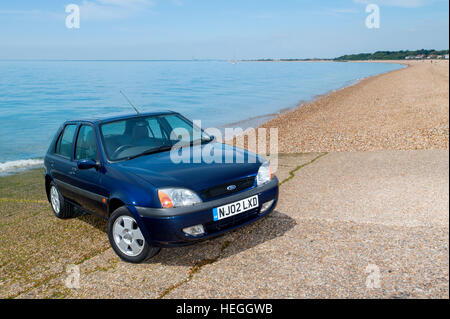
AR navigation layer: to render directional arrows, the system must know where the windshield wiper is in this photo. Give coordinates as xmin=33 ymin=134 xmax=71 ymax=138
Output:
xmin=171 ymin=137 xmax=214 ymax=150
xmin=191 ymin=137 xmax=214 ymax=145
xmin=126 ymin=145 xmax=173 ymax=160
xmin=202 ymin=136 xmax=214 ymax=144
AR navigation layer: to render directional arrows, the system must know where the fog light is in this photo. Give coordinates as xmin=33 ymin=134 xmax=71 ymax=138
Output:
xmin=260 ymin=199 xmax=274 ymax=213
xmin=183 ymin=224 xmax=205 ymax=236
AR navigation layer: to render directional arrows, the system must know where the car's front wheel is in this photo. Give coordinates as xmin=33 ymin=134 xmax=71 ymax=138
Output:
xmin=108 ymin=207 xmax=160 ymax=263
xmin=49 ymin=181 xmax=75 ymax=219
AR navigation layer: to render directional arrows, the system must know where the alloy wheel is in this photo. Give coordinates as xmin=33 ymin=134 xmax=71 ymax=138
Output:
xmin=112 ymin=216 xmax=145 ymax=257
xmin=50 ymin=186 xmax=60 ymax=214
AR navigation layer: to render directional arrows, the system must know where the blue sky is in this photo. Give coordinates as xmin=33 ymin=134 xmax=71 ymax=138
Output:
xmin=0 ymin=0 xmax=448 ymax=59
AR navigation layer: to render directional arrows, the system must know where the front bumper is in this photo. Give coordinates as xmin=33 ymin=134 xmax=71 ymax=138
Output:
xmin=135 ymin=178 xmax=279 ymax=247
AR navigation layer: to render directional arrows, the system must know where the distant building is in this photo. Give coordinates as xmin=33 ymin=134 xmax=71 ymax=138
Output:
xmin=445 ymin=54 xmax=449 ymax=59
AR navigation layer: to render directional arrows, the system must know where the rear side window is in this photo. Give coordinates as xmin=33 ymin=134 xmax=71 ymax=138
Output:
xmin=75 ymin=125 xmax=98 ymax=160
xmin=55 ymin=124 xmax=77 ymax=158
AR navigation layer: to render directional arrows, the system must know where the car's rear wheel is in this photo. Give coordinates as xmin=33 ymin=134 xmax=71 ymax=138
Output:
xmin=108 ymin=207 xmax=160 ymax=263
xmin=49 ymin=181 xmax=75 ymax=219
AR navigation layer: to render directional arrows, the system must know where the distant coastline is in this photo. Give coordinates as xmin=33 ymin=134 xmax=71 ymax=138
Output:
xmin=238 ymin=49 xmax=449 ymax=63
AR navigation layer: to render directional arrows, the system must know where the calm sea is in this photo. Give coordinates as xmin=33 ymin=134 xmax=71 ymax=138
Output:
xmin=0 ymin=60 xmax=403 ymax=174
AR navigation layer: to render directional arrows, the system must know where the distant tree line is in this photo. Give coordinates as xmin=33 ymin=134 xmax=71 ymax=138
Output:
xmin=334 ymin=49 xmax=449 ymax=61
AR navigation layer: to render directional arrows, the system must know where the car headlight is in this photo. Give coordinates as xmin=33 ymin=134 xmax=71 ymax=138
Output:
xmin=158 ymin=188 xmax=202 ymax=208
xmin=256 ymin=161 xmax=274 ymax=186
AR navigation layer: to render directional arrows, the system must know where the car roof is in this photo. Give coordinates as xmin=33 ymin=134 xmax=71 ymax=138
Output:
xmin=63 ymin=110 xmax=178 ymax=125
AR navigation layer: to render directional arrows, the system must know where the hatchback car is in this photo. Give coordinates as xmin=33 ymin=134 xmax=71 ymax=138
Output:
xmin=44 ymin=112 xmax=278 ymax=263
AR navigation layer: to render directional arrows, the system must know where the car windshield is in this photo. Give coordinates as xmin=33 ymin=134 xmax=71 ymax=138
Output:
xmin=100 ymin=114 xmax=211 ymax=161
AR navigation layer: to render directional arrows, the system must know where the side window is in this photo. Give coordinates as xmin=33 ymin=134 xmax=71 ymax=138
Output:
xmin=75 ymin=125 xmax=98 ymax=161
xmin=55 ymin=124 xmax=77 ymax=158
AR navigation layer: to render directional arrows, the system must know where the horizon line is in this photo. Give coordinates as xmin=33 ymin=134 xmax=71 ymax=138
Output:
xmin=0 ymin=49 xmax=447 ymax=62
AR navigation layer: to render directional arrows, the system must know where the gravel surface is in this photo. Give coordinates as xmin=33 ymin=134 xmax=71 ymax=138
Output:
xmin=5 ymin=150 xmax=446 ymax=299
xmin=261 ymin=60 xmax=449 ymax=152
xmin=0 ymin=170 xmax=110 ymax=299
xmin=163 ymin=150 xmax=449 ymax=298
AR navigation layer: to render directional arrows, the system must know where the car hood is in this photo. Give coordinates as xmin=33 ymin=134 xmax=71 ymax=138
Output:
xmin=113 ymin=143 xmax=264 ymax=192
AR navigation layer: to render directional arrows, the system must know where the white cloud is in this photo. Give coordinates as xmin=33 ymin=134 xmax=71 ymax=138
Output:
xmin=332 ymin=8 xmax=359 ymax=13
xmin=97 ymin=0 xmax=152 ymax=7
xmin=171 ymin=0 xmax=184 ymax=6
xmin=353 ymin=0 xmax=433 ymax=8
xmin=0 ymin=9 xmax=64 ymax=19
xmin=79 ymin=0 xmax=155 ymax=20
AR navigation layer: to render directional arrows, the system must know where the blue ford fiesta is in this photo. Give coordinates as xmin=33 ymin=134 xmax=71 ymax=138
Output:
xmin=44 ymin=112 xmax=278 ymax=263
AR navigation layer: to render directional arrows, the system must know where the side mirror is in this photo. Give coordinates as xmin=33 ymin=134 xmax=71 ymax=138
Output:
xmin=77 ymin=159 xmax=99 ymax=170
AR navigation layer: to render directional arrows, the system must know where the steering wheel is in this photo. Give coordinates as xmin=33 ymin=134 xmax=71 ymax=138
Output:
xmin=112 ymin=144 xmax=134 ymax=158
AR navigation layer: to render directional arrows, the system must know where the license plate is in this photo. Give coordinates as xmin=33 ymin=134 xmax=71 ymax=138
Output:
xmin=212 ymin=195 xmax=259 ymax=221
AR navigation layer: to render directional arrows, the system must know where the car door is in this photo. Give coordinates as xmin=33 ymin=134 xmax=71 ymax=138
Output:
xmin=71 ymin=124 xmax=108 ymax=218
xmin=50 ymin=123 xmax=79 ymax=202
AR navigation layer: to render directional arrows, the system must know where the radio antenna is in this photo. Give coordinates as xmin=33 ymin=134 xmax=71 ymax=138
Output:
xmin=120 ymin=90 xmax=141 ymax=115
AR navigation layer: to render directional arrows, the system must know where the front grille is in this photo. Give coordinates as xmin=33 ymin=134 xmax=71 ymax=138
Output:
xmin=204 ymin=207 xmax=260 ymax=234
xmin=200 ymin=176 xmax=255 ymax=200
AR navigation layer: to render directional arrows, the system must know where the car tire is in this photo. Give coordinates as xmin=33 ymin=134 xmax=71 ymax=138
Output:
xmin=49 ymin=181 xmax=75 ymax=219
xmin=108 ymin=207 xmax=161 ymax=263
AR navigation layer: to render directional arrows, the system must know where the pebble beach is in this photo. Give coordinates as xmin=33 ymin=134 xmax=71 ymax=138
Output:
xmin=260 ymin=60 xmax=449 ymax=152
